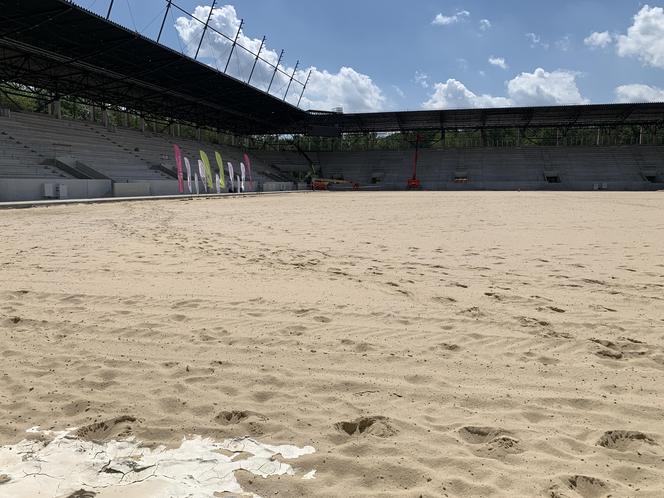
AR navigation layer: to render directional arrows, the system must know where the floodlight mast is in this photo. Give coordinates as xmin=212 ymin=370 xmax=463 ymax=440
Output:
xmin=283 ymin=60 xmax=299 ymax=101
xmin=267 ymin=49 xmax=284 ymax=94
xmin=224 ymin=19 xmax=244 ymax=73
xmin=106 ymin=0 xmax=114 ymax=20
xmin=157 ymin=0 xmax=173 ymax=44
xmin=297 ymin=70 xmax=312 ymax=108
xmin=195 ymin=0 xmax=217 ymax=60
xmin=247 ymin=36 xmax=266 ymax=85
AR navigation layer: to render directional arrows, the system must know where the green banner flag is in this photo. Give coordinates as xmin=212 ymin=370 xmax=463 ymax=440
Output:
xmin=199 ymin=151 xmax=214 ymax=190
xmin=214 ymin=151 xmax=226 ymax=189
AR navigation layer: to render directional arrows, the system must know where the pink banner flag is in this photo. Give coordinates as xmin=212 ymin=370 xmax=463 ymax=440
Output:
xmin=243 ymin=153 xmax=254 ymax=191
xmin=173 ymin=144 xmax=184 ymax=193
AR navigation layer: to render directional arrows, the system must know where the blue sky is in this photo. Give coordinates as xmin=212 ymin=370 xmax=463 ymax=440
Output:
xmin=73 ymin=1 xmax=664 ymax=112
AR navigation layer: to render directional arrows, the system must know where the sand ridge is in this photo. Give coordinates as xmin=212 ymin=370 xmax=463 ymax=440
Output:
xmin=0 ymin=192 xmax=663 ymax=497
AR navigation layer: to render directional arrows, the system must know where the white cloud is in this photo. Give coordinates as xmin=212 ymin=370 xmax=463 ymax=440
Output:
xmin=584 ymin=31 xmax=613 ymax=49
xmin=479 ymin=19 xmax=492 ymax=31
xmin=423 ymin=68 xmax=588 ymax=109
xmin=414 ymin=71 xmax=429 ymax=88
xmin=432 ymin=10 xmax=470 ymax=26
xmin=507 ymin=68 xmax=588 ymax=106
xmin=488 ymin=56 xmax=508 ymax=70
xmin=302 ymin=67 xmax=386 ymax=112
xmin=526 ymin=32 xmax=549 ymax=50
xmin=555 ymin=35 xmax=572 ymax=52
xmin=615 ymin=84 xmax=664 ymax=102
xmin=423 ymin=79 xmax=511 ymax=109
xmin=175 ymin=5 xmax=385 ymax=112
xmin=617 ymin=5 xmax=664 ymax=68
xmin=392 ymin=85 xmax=405 ymax=98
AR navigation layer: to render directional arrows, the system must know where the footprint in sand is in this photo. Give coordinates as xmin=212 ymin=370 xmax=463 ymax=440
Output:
xmin=65 ymin=490 xmax=97 ymax=498
xmin=597 ymin=430 xmax=656 ymax=451
xmin=432 ymin=296 xmax=457 ymax=304
xmin=335 ymin=416 xmax=397 ymax=438
xmin=460 ymin=307 xmax=484 ymax=318
xmin=281 ymin=325 xmax=308 ymax=336
xmin=459 ymin=426 xmax=507 ymax=444
xmin=313 ymin=316 xmax=332 ymax=323
xmin=215 ymin=410 xmax=267 ymax=425
xmin=459 ymin=426 xmax=524 ymax=455
xmin=438 ymin=343 xmax=460 ymax=352
xmin=560 ymin=475 xmax=610 ymax=498
xmin=74 ymin=416 xmax=137 ymax=442
xmin=590 ymin=338 xmax=651 ymax=361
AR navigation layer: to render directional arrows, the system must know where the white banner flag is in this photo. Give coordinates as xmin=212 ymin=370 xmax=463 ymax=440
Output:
xmin=215 ymin=173 xmax=221 ymax=194
xmin=184 ymin=157 xmax=192 ymax=193
xmin=198 ymin=160 xmax=207 ymax=193
xmin=228 ymin=162 xmax=235 ymax=192
xmin=194 ymin=173 xmax=199 ymax=195
xmin=240 ymin=162 xmax=246 ymax=193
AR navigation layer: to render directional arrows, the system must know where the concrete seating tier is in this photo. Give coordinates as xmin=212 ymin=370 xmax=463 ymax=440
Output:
xmin=316 ymin=146 xmax=663 ymax=190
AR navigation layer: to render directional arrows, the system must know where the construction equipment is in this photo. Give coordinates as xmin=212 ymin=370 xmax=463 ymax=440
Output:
xmin=312 ymin=178 xmax=359 ymax=191
xmin=407 ymin=133 xmax=422 ymax=189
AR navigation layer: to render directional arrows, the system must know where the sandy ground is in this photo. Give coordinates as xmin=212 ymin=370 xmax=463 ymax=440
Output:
xmin=1 ymin=191 xmax=664 ymax=497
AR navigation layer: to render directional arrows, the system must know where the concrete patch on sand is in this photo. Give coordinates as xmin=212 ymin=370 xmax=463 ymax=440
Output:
xmin=0 ymin=426 xmax=316 ymax=497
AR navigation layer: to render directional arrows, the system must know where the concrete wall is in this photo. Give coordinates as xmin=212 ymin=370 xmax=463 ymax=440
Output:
xmin=0 ymin=179 xmax=112 ymax=202
xmin=144 ymin=180 xmax=180 ymax=196
xmin=112 ymin=183 xmax=152 ymax=197
xmin=263 ymin=182 xmax=297 ymax=192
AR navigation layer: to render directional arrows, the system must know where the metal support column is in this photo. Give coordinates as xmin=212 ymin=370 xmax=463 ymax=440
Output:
xmin=267 ymin=49 xmax=284 ymax=94
xmin=157 ymin=0 xmax=173 ymax=44
xmin=296 ymin=70 xmax=312 ymax=107
xmin=247 ymin=36 xmax=266 ymax=85
xmin=106 ymin=0 xmax=115 ymax=20
xmin=224 ymin=20 xmax=244 ymax=73
xmin=195 ymin=0 xmax=217 ymax=60
xmin=283 ymin=61 xmax=299 ymax=101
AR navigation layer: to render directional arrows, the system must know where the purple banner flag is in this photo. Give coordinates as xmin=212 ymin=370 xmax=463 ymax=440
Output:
xmin=243 ymin=153 xmax=254 ymax=191
xmin=173 ymin=144 xmax=184 ymax=193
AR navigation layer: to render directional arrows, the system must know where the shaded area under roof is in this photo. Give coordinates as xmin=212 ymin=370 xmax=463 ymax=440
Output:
xmin=0 ymin=0 xmax=308 ymax=134
xmin=306 ymin=104 xmax=664 ymax=136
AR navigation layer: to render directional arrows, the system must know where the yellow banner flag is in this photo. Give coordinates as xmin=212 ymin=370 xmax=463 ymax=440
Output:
xmin=214 ymin=151 xmax=226 ymax=189
xmin=199 ymin=151 xmax=214 ymax=190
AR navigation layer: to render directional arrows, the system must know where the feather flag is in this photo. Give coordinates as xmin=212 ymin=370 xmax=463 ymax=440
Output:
xmin=242 ymin=153 xmax=254 ymax=191
xmin=214 ymin=152 xmax=226 ymax=189
xmin=228 ymin=162 xmax=235 ymax=192
xmin=173 ymin=144 xmax=184 ymax=193
xmin=197 ymin=159 xmax=207 ymax=193
xmin=240 ymin=162 xmax=246 ymax=193
xmin=184 ymin=157 xmax=192 ymax=193
xmin=199 ymin=151 xmax=214 ymax=190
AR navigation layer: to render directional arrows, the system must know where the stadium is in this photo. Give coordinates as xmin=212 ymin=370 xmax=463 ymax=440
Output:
xmin=0 ymin=1 xmax=663 ymax=497
xmin=0 ymin=1 xmax=663 ymax=200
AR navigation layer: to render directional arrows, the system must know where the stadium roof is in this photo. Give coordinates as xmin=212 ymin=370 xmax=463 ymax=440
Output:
xmin=0 ymin=0 xmax=308 ymax=134
xmin=306 ymin=103 xmax=664 ymax=136
xmin=0 ymin=0 xmax=662 ymax=137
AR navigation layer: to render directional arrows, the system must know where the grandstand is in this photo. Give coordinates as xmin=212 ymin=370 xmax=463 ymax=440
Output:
xmin=0 ymin=0 xmax=662 ymax=202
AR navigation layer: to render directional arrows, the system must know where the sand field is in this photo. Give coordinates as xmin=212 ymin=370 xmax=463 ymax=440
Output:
xmin=1 ymin=192 xmax=663 ymax=497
